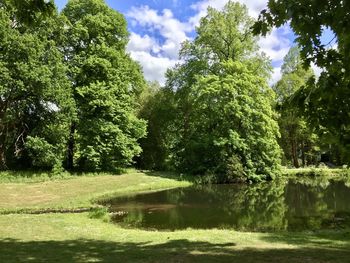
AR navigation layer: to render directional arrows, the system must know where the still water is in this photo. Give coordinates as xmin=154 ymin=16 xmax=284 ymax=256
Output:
xmin=103 ymin=178 xmax=350 ymax=231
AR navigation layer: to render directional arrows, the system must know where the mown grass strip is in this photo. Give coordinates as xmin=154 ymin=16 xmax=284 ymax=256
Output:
xmin=0 ymin=172 xmax=191 ymax=214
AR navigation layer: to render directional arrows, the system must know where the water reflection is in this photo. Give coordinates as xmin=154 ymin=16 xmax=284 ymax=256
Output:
xmin=104 ymin=178 xmax=350 ymax=231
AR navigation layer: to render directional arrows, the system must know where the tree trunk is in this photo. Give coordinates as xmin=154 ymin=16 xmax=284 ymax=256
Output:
xmin=0 ymin=147 xmax=7 ymax=170
xmin=291 ymin=139 xmax=299 ymax=168
xmin=301 ymin=141 xmax=306 ymax=167
xmin=66 ymin=123 xmax=75 ymax=170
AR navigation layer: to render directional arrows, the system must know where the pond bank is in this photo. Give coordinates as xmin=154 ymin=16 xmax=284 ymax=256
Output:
xmin=282 ymin=167 xmax=350 ymax=178
xmin=0 ymin=171 xmax=191 ymax=214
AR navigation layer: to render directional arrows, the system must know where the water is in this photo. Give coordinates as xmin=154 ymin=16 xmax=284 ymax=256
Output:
xmin=103 ymin=178 xmax=350 ymax=231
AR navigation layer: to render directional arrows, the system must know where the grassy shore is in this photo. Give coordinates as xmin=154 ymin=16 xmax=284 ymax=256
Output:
xmin=0 ymin=170 xmax=349 ymax=262
xmin=282 ymin=167 xmax=350 ymax=177
xmin=0 ymin=171 xmax=191 ymax=213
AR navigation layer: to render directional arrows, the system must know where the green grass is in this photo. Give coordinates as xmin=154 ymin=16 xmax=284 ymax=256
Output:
xmin=0 ymin=213 xmax=349 ymax=262
xmin=282 ymin=167 xmax=350 ymax=178
xmin=0 ymin=170 xmax=349 ymax=262
xmin=0 ymin=171 xmax=191 ymax=213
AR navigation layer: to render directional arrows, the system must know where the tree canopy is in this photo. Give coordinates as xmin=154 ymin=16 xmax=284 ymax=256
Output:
xmin=159 ymin=1 xmax=281 ymax=181
xmin=254 ymin=0 xmax=350 ymax=165
xmin=0 ymin=0 xmax=147 ymax=172
xmin=62 ymin=0 xmax=147 ymax=171
xmin=274 ymin=46 xmax=319 ymax=167
xmin=0 ymin=0 xmax=74 ymax=171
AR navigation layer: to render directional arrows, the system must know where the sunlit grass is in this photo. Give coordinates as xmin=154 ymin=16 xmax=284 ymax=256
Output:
xmin=0 ymin=171 xmax=191 ymax=213
xmin=0 ymin=213 xmax=349 ymax=263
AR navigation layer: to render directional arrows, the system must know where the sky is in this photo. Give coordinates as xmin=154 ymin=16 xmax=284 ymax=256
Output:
xmin=54 ymin=0 xmax=328 ymax=85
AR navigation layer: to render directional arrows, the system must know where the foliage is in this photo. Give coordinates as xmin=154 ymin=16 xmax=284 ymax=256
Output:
xmin=164 ymin=1 xmax=281 ymax=181
xmin=0 ymin=2 xmax=74 ymax=170
xmin=254 ymin=0 xmax=350 ymax=165
xmin=282 ymin=167 xmax=350 ymax=179
xmin=62 ymin=0 xmax=146 ymax=171
xmin=0 ymin=0 xmax=148 ymax=172
xmin=136 ymin=82 xmax=178 ymax=170
xmin=0 ymin=0 xmax=56 ymax=27
xmin=88 ymin=207 xmax=110 ymax=222
xmin=179 ymin=61 xmax=281 ymax=181
xmin=274 ymin=46 xmax=319 ymax=167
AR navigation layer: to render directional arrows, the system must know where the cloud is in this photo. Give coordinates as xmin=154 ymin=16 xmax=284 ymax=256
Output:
xmin=189 ymin=0 xmax=267 ymax=27
xmin=270 ymin=67 xmax=282 ymax=85
xmin=258 ymin=26 xmax=292 ymax=64
xmin=128 ymin=32 xmax=160 ymax=53
xmin=126 ymin=5 xmax=191 ymax=84
xmin=127 ymin=6 xmax=194 ymax=85
xmin=128 ymin=50 xmax=178 ymax=85
xmin=311 ymin=62 xmax=323 ymax=78
xmin=127 ymin=6 xmax=191 ymax=59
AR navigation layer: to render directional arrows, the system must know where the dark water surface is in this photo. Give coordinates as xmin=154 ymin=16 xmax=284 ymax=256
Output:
xmin=103 ymin=178 xmax=350 ymax=231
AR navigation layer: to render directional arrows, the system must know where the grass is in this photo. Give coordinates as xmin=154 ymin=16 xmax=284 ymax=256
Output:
xmin=282 ymin=167 xmax=350 ymax=178
xmin=0 ymin=171 xmax=191 ymax=213
xmin=0 ymin=213 xmax=349 ymax=262
xmin=0 ymin=170 xmax=349 ymax=262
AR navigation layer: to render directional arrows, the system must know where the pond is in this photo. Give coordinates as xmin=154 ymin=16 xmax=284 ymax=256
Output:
xmin=103 ymin=178 xmax=350 ymax=231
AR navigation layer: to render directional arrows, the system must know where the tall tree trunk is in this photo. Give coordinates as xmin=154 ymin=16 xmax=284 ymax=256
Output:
xmin=291 ymin=139 xmax=299 ymax=168
xmin=66 ymin=123 xmax=75 ymax=170
xmin=0 ymin=146 xmax=7 ymax=170
xmin=301 ymin=141 xmax=306 ymax=167
xmin=0 ymin=123 xmax=8 ymax=170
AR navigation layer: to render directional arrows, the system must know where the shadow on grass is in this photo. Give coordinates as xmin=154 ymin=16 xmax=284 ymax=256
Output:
xmin=1 ymin=237 xmax=350 ymax=263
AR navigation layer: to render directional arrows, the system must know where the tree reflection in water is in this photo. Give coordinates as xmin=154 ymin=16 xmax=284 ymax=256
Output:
xmin=106 ymin=178 xmax=350 ymax=231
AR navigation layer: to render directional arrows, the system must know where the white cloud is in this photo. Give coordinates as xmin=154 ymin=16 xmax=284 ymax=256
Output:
xmin=128 ymin=33 xmax=160 ymax=53
xmin=127 ymin=6 xmax=191 ymax=59
xmin=311 ymin=62 xmax=323 ymax=78
xmin=126 ymin=5 xmax=191 ymax=84
xmin=129 ymin=51 xmax=178 ymax=85
xmin=189 ymin=0 xmax=267 ymax=27
xmin=270 ymin=67 xmax=282 ymax=85
xmin=258 ymin=26 xmax=292 ymax=64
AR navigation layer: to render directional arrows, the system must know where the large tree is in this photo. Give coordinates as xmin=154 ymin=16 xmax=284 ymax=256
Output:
xmin=0 ymin=0 xmax=74 ymax=171
xmin=62 ymin=0 xmax=146 ymax=171
xmin=254 ymin=0 xmax=350 ymax=164
xmin=165 ymin=1 xmax=281 ymax=181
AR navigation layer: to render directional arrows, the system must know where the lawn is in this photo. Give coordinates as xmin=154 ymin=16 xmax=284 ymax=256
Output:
xmin=0 ymin=171 xmax=349 ymax=262
xmin=0 ymin=171 xmax=191 ymax=213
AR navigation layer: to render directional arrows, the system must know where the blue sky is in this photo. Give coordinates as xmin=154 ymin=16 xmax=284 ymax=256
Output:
xmin=55 ymin=0 xmax=330 ymax=85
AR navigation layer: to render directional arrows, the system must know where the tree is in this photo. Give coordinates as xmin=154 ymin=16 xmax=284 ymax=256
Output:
xmin=62 ymin=0 xmax=146 ymax=171
xmin=165 ymin=1 xmax=281 ymax=181
xmin=136 ymin=82 xmax=178 ymax=170
xmin=254 ymin=0 xmax=350 ymax=164
xmin=0 ymin=1 xmax=74 ymax=171
xmin=0 ymin=0 xmax=56 ymax=27
xmin=274 ymin=46 xmax=319 ymax=167
xmin=187 ymin=61 xmax=281 ymax=181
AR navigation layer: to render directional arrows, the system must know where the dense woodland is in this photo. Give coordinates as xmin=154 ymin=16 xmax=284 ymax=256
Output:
xmin=0 ymin=0 xmax=349 ymax=182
